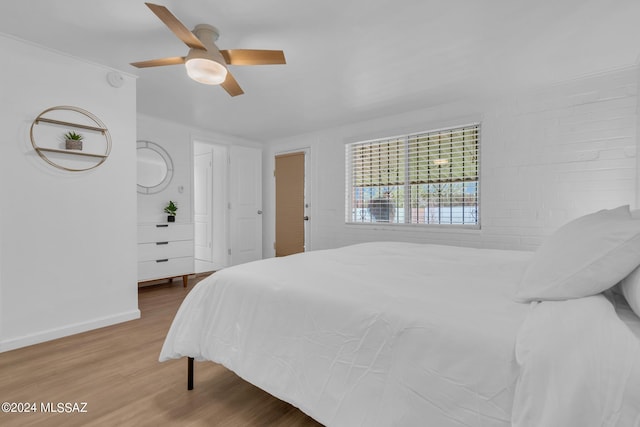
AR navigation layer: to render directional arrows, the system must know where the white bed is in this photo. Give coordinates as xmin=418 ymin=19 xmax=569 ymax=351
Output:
xmin=160 ymin=239 xmax=640 ymax=426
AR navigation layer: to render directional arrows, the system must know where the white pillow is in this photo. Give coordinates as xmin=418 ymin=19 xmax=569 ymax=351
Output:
xmin=516 ymin=205 xmax=640 ymax=302
xmin=620 ymin=266 xmax=640 ymax=318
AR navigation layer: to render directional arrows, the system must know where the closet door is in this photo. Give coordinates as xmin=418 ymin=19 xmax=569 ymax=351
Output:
xmin=194 ymin=150 xmax=213 ymax=263
xmin=193 ymin=141 xmax=229 ymax=272
xmin=230 ymin=145 xmax=263 ymax=265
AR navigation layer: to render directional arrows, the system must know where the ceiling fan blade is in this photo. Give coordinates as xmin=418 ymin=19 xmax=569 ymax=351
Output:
xmin=144 ymin=2 xmax=206 ymax=50
xmin=130 ymin=56 xmax=186 ymax=68
xmin=220 ymin=49 xmax=286 ymax=66
xmin=220 ymin=71 xmax=244 ymax=97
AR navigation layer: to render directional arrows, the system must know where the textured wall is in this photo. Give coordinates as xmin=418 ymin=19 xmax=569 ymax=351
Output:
xmin=263 ymin=66 xmax=638 ymax=256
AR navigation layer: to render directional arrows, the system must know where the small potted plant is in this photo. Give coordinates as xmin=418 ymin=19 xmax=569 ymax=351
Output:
xmin=164 ymin=200 xmax=178 ymax=222
xmin=64 ymin=131 xmax=84 ymax=150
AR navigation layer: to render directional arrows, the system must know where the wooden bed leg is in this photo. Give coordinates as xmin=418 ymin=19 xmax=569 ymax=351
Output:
xmin=187 ymin=357 xmax=194 ymax=390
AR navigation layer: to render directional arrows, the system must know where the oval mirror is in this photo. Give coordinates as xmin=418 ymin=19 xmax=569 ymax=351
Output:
xmin=137 ymin=140 xmax=173 ymax=194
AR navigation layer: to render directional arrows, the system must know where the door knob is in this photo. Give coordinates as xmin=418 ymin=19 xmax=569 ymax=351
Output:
xmin=304 ymin=216 xmax=309 ymax=221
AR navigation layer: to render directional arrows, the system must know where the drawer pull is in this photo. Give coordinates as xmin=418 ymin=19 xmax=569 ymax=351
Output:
xmin=156 ymin=241 xmax=169 ymax=245
xmin=156 ymin=224 xmax=169 ymax=228
xmin=156 ymin=259 xmax=169 ymax=263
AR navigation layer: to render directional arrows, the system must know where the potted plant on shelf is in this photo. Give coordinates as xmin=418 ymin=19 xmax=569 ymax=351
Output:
xmin=164 ymin=200 xmax=178 ymax=222
xmin=64 ymin=131 xmax=84 ymax=150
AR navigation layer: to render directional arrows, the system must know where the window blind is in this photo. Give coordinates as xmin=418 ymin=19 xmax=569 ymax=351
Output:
xmin=346 ymin=124 xmax=479 ymax=225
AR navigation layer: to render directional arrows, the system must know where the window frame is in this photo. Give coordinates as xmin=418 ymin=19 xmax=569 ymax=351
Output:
xmin=345 ymin=123 xmax=481 ymax=229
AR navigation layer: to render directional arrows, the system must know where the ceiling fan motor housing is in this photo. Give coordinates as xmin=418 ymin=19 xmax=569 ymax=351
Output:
xmin=185 ymin=24 xmax=228 ymax=84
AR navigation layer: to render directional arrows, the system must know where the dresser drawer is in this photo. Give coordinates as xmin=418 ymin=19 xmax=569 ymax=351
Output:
xmin=138 ymin=240 xmax=194 ymax=262
xmin=138 ymin=223 xmax=193 ymax=243
xmin=138 ymin=256 xmax=193 ymax=282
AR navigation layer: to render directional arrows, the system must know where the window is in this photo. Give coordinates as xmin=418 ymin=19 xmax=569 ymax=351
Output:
xmin=345 ymin=124 xmax=479 ymax=226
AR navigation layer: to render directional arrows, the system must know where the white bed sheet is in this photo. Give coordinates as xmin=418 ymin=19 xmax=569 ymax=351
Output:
xmin=160 ymin=242 xmax=533 ymax=426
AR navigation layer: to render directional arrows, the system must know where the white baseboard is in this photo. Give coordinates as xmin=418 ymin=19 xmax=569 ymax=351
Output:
xmin=0 ymin=309 xmax=141 ymax=353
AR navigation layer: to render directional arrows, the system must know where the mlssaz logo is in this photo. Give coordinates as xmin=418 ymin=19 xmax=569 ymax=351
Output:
xmin=40 ymin=402 xmax=88 ymax=413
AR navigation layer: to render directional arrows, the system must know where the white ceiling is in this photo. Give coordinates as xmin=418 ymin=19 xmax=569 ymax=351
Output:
xmin=1 ymin=0 xmax=639 ymax=141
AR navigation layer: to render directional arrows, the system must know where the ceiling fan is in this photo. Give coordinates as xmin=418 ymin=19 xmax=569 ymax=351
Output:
xmin=130 ymin=2 xmax=286 ymax=97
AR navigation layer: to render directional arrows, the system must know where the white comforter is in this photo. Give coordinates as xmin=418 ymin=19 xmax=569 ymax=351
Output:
xmin=159 ymin=242 xmax=640 ymax=426
xmin=513 ymin=295 xmax=640 ymax=427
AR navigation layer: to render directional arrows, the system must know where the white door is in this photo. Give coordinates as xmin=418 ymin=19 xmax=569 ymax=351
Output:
xmin=194 ymin=142 xmax=229 ymax=272
xmin=194 ymin=151 xmax=213 ymax=263
xmin=230 ymin=145 xmax=262 ymax=265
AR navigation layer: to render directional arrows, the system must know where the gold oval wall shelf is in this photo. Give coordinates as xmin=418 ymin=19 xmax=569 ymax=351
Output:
xmin=30 ymin=106 xmax=112 ymax=172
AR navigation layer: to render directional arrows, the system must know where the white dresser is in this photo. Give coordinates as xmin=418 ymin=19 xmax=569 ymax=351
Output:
xmin=138 ymin=223 xmax=194 ymax=287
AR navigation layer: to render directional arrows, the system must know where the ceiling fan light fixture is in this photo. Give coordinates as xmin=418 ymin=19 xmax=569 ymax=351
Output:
xmin=185 ymin=57 xmax=228 ymax=85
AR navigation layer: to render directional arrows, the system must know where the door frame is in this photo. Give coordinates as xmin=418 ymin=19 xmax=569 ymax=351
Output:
xmin=274 ymin=147 xmax=311 ymax=253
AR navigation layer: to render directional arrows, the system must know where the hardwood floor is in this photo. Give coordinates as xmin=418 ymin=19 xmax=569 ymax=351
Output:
xmin=0 ymin=277 xmax=323 ymax=426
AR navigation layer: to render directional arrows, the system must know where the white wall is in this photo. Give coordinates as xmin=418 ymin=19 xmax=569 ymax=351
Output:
xmin=263 ymin=66 xmax=639 ymax=257
xmin=0 ymin=34 xmax=139 ymax=351
xmin=137 ymin=114 xmax=195 ymax=224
